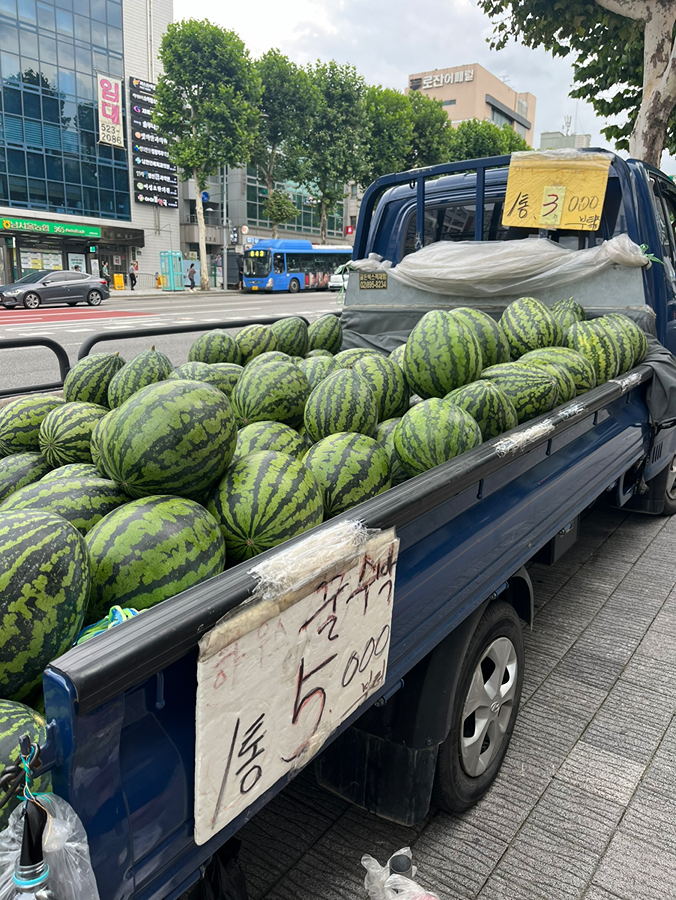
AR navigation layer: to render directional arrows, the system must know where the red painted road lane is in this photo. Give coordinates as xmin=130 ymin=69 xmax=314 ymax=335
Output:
xmin=0 ymin=309 xmax=151 ymax=324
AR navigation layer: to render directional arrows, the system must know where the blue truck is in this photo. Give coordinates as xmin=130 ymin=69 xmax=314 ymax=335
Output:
xmin=3 ymin=149 xmax=676 ymax=900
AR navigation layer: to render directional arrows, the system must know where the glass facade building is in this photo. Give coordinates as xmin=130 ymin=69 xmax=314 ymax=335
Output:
xmin=0 ymin=0 xmax=130 ymax=220
xmin=245 ymin=167 xmax=345 ymax=240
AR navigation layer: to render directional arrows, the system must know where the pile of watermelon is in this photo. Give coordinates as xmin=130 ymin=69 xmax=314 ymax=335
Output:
xmin=0 ymin=302 xmax=649 ymax=731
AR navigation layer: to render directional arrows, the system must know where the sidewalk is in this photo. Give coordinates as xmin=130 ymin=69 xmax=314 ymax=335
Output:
xmin=237 ymin=503 xmax=676 ymax=900
xmin=107 ymin=287 xmax=241 ymax=300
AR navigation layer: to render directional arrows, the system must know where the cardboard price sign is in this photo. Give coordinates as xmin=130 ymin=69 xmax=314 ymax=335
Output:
xmin=193 ymin=525 xmax=399 ymax=845
xmin=502 ymin=151 xmax=612 ymax=232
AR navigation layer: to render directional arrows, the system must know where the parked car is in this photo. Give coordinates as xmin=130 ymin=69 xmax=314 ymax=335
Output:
xmin=329 ymin=267 xmax=349 ymax=291
xmin=0 ymin=269 xmax=110 ymax=309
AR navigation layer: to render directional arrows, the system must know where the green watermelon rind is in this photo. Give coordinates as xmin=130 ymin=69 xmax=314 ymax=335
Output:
xmin=38 ymin=401 xmax=108 ymax=468
xmin=63 ymin=352 xmax=126 ymax=408
xmin=402 ymin=310 xmax=483 ymax=399
xmin=304 ymin=370 xmax=378 ymax=443
xmin=0 ymin=453 xmax=52 ymax=504
xmin=394 ymin=398 xmax=483 ymax=477
xmin=270 ymin=317 xmax=309 ymax=357
xmin=307 ymin=315 xmax=343 ymax=354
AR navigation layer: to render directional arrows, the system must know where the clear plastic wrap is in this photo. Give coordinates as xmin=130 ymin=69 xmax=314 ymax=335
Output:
xmin=0 ymin=795 xmax=100 ymax=900
xmin=362 ymin=847 xmax=439 ymax=900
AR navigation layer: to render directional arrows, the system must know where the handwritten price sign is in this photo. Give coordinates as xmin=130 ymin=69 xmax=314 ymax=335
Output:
xmin=502 ymin=151 xmax=612 ymax=232
xmin=194 ymin=526 xmax=399 ymax=845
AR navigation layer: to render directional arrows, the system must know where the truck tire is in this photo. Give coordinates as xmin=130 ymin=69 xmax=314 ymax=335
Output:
xmin=663 ymin=454 xmax=676 ymax=515
xmin=432 ymin=600 xmax=524 ymax=813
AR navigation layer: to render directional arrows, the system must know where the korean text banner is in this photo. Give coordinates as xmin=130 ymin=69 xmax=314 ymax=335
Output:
xmin=97 ymin=73 xmax=124 ymax=148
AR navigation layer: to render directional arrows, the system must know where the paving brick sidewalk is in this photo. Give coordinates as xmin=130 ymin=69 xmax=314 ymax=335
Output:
xmin=237 ymin=505 xmax=676 ymax=900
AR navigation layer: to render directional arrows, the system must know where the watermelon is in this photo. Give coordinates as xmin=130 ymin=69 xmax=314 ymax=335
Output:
xmin=170 ymin=361 xmax=244 ymax=396
xmin=234 ymin=421 xmax=307 ymax=461
xmin=0 ymin=510 xmax=90 ymax=701
xmin=389 ymin=344 xmax=406 ymax=369
xmin=209 ymin=363 xmax=244 ymax=398
xmin=270 ymin=317 xmax=309 ymax=356
xmin=595 ymin=316 xmax=635 ymax=375
xmin=305 ymin=349 xmax=333 ymax=359
xmin=307 ymin=314 xmax=342 ymax=354
xmin=188 ymin=330 xmax=241 ymax=365
xmin=236 ymin=324 xmax=277 ymax=364
xmin=603 ymin=313 xmax=648 ymax=364
xmin=518 ymin=348 xmax=596 ymax=395
xmin=0 ymin=396 xmax=66 ymax=457
xmin=0 ymin=700 xmax=50 ymax=827
xmin=445 ymin=381 xmax=518 ymax=441
xmin=90 ymin=411 xmax=114 ymax=474
xmin=297 ymin=425 xmax=314 ymax=452
xmin=375 ymin=418 xmax=408 ymax=485
xmin=108 ymin=347 xmax=174 ymax=409
xmin=480 ymin=363 xmax=559 ymax=422
xmin=394 ymin=399 xmax=482 ymax=477
xmin=402 ymin=310 xmax=483 ymax=399
xmin=207 ymin=450 xmax=323 ymax=564
xmin=304 ymin=370 xmax=378 ymax=443
xmin=2 ymin=476 xmax=128 ymax=535
xmin=38 ymin=401 xmax=108 ymax=467
xmin=0 ymin=453 xmax=52 ymax=504
xmin=298 ymin=356 xmax=340 ymax=391
xmin=63 ymin=352 xmax=126 ymax=408
xmin=517 ymin=360 xmax=576 ymax=404
xmin=565 ymin=321 xmax=621 ymax=385
xmin=86 ymin=496 xmax=226 ymax=622
xmin=551 ymin=298 xmax=586 ymax=331
xmin=335 ymin=348 xmax=384 ymax=368
xmin=352 ymin=355 xmax=409 ymax=420
xmin=231 ymin=360 xmax=310 ymax=428
xmin=500 ymin=297 xmax=560 ymax=358
xmin=449 ymin=307 xmax=510 ymax=368
xmin=303 ymin=432 xmax=391 ymax=518
xmin=245 ymin=351 xmax=292 ymax=370
xmin=99 ymin=380 xmax=237 ymax=500
xmin=41 ymin=463 xmax=100 ymax=481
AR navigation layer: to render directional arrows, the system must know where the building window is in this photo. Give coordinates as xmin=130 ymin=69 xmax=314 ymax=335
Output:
xmin=244 ymin=171 xmax=345 ymax=239
xmin=442 ymin=99 xmax=456 ymax=107
xmin=517 ymin=98 xmax=528 ymax=118
xmin=491 ymin=107 xmax=513 ymax=129
xmin=350 ymin=183 xmax=358 ymax=199
xmin=350 ymin=215 xmax=357 ymax=227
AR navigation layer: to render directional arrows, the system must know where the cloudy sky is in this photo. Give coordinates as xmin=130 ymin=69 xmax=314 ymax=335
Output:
xmin=174 ymin=0 xmax=676 ymax=175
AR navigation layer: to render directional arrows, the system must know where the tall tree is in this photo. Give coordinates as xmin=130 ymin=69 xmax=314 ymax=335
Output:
xmin=300 ymin=61 xmax=367 ymax=243
xmin=477 ymin=0 xmax=676 ymax=167
xmin=154 ymin=19 xmax=261 ymax=290
xmin=406 ymin=92 xmax=453 ymax=168
xmin=252 ymin=50 xmax=317 ymax=237
xmin=362 ymin=85 xmax=414 ymax=185
xmin=262 ymin=190 xmax=300 ymax=235
xmin=447 ymin=119 xmax=531 ymax=161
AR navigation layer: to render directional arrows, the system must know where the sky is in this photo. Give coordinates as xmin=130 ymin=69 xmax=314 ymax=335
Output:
xmin=173 ymin=0 xmax=676 ymax=176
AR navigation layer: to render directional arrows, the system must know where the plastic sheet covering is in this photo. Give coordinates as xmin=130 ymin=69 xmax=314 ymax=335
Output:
xmin=0 ymin=794 xmax=100 ymax=900
xmin=362 ymin=847 xmax=440 ymax=900
xmin=350 ymin=234 xmax=649 ymax=297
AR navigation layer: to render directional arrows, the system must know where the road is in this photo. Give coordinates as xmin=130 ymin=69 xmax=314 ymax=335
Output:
xmin=0 ymin=290 xmax=341 ymax=394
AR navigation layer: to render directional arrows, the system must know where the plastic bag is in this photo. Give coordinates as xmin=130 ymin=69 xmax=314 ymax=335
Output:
xmin=362 ymin=847 xmax=439 ymax=900
xmin=0 ymin=794 xmax=100 ymax=900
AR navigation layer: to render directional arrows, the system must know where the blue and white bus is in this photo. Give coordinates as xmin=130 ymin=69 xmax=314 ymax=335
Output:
xmin=242 ymin=239 xmax=352 ymax=293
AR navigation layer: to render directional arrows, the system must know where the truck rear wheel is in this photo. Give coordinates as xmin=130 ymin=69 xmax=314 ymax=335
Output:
xmin=663 ymin=455 xmax=676 ymax=515
xmin=432 ymin=600 xmax=524 ymax=813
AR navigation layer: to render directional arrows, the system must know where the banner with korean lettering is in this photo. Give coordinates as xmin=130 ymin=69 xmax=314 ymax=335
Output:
xmin=97 ymin=73 xmax=124 ymax=148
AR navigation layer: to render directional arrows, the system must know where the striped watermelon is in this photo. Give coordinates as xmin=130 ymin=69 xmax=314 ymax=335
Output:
xmin=86 ymin=495 xmax=226 ymax=622
xmin=389 ymin=344 xmax=406 ymax=369
xmin=603 ymin=313 xmax=648 ymax=364
xmin=305 ymin=349 xmax=334 ymax=359
xmin=90 ymin=411 xmax=114 ymax=475
xmin=303 ymin=432 xmax=391 ymax=517
xmin=445 ymin=381 xmax=518 ymax=441
xmin=235 ymin=421 xmax=307 ymax=461
xmin=480 ymin=363 xmax=559 ymax=422
xmin=245 ymin=351 xmax=292 ymax=370
xmin=232 ymin=360 xmax=310 ymax=428
xmin=170 ymin=361 xmax=244 ymax=396
xmin=565 ymin=321 xmax=620 ymax=384
xmin=0 ymin=453 xmax=52 ymax=504
xmin=298 ymin=356 xmax=340 ymax=391
xmin=394 ymin=399 xmax=482 ymax=477
xmin=0 ymin=700 xmax=50 ymax=827
xmin=375 ymin=418 xmax=408 ymax=485
xmin=402 ymin=310 xmax=483 ymax=399
xmin=189 ymin=330 xmax=241 ymax=365
xmin=63 ymin=352 xmax=125 ymax=407
xmin=0 ymin=396 xmax=66 ymax=457
xmin=236 ymin=324 xmax=277 ymax=364
xmin=594 ymin=317 xmax=634 ymax=376
xmin=207 ymin=450 xmax=323 ymax=563
xmin=551 ymin=298 xmax=586 ymax=331
xmin=352 ymin=355 xmax=409 ymax=420
xmin=335 ymin=348 xmax=385 ymax=368
xmin=99 ymin=380 xmax=237 ymax=500
xmin=270 ymin=317 xmax=309 ymax=356
xmin=38 ymin=401 xmax=108 ymax=467
xmin=41 ymin=463 xmax=100 ymax=481
xmin=2 ymin=476 xmax=128 ymax=535
xmin=519 ymin=348 xmax=596 ymax=395
xmin=500 ymin=297 xmax=561 ymax=358
xmin=307 ymin=314 xmax=343 ymax=354
xmin=209 ymin=363 xmax=244 ymax=398
xmin=0 ymin=510 xmax=90 ymax=701
xmin=304 ymin=370 xmax=378 ymax=443
xmin=108 ymin=347 xmax=174 ymax=409
xmin=449 ymin=307 xmax=510 ymax=368
xmin=517 ymin=360 xmax=576 ymax=404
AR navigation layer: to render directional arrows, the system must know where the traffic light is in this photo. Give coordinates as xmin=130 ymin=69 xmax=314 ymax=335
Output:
xmin=229 ymin=228 xmax=238 ymax=245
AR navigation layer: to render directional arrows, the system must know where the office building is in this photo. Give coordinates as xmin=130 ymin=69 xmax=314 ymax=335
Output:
xmin=540 ymin=131 xmax=592 ymax=151
xmin=0 ymin=0 xmax=179 ymax=286
xmin=407 ymin=63 xmax=536 ymax=146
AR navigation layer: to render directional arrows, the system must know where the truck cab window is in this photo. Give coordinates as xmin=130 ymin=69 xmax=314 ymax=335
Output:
xmin=403 ymin=201 xmax=509 ymax=256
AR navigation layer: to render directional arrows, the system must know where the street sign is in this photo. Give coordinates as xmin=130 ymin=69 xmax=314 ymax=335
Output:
xmin=201 ymin=191 xmax=210 ymax=203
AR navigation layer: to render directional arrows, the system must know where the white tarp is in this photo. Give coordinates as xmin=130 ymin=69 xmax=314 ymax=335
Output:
xmin=350 ymin=234 xmax=649 ymax=297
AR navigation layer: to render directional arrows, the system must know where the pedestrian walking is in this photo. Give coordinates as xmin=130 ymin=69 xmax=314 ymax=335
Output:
xmin=187 ymin=263 xmax=197 ymax=292
xmin=128 ymin=262 xmax=137 ymax=291
xmin=237 ymin=255 xmax=243 ymax=291
xmin=101 ymin=261 xmax=110 ymax=287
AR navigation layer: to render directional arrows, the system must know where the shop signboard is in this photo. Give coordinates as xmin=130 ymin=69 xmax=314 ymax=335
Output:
xmin=130 ymin=77 xmax=179 ymax=209
xmin=97 ymin=74 xmax=125 ymax=148
xmin=1 ymin=217 xmax=101 ymax=238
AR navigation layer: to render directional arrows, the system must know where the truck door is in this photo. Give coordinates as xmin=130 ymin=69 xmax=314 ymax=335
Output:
xmin=648 ymin=174 xmax=676 ymax=353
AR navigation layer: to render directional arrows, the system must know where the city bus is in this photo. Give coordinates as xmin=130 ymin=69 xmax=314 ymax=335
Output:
xmin=242 ymin=239 xmax=353 ymax=292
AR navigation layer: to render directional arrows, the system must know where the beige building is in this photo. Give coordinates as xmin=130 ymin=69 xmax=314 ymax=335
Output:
xmin=540 ymin=131 xmax=592 ymax=150
xmin=407 ymin=63 xmax=536 ymax=147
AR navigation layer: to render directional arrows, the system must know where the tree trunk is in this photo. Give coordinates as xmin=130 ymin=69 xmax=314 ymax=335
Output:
xmin=267 ymin=173 xmax=277 ymax=239
xmin=194 ymin=167 xmax=209 ymax=292
xmin=597 ymin=0 xmax=676 ymax=167
xmin=319 ymin=199 xmax=327 ymax=245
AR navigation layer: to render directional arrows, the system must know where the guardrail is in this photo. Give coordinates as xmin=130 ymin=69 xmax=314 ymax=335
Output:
xmin=0 ymin=337 xmax=71 ymax=399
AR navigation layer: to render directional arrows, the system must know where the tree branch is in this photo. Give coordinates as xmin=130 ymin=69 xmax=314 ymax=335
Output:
xmin=595 ymin=0 xmax=650 ymax=21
